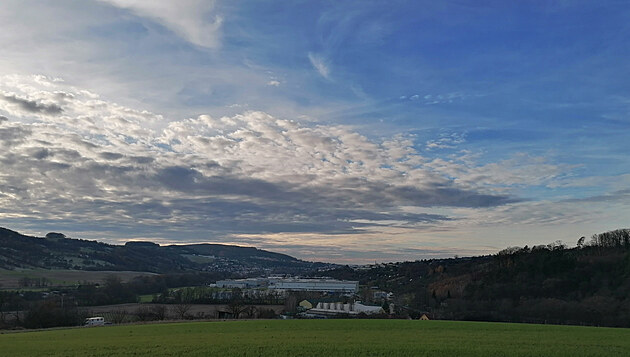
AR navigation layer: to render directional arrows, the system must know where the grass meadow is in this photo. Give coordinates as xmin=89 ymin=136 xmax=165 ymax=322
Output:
xmin=0 ymin=269 xmax=155 ymax=289
xmin=1 ymin=319 xmax=628 ymax=356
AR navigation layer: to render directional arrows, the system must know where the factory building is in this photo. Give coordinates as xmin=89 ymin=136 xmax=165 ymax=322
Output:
xmin=215 ymin=277 xmax=359 ymax=293
xmin=216 ymin=278 xmax=266 ymax=289
xmin=269 ymin=278 xmax=358 ymax=293
xmin=307 ymin=301 xmax=384 ymax=316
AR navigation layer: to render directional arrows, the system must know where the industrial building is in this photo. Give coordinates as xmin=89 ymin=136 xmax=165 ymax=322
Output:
xmin=306 ymin=301 xmax=384 ymax=316
xmin=215 ymin=278 xmax=266 ymax=289
xmin=268 ymin=278 xmax=358 ymax=293
xmin=214 ymin=277 xmax=359 ymax=293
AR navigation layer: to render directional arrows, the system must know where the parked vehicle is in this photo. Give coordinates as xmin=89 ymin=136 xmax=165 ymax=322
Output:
xmin=84 ymin=317 xmax=106 ymax=326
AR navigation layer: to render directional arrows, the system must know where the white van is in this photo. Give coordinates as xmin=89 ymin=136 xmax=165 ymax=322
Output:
xmin=84 ymin=316 xmax=106 ymax=326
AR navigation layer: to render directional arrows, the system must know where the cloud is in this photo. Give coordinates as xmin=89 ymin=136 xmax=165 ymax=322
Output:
xmin=98 ymin=0 xmax=223 ymax=48
xmin=267 ymin=80 xmax=281 ymax=87
xmin=401 ymin=92 xmax=477 ymax=105
xmin=1 ymin=93 xmax=63 ymax=115
xmin=99 ymin=152 xmax=124 ymax=161
xmin=308 ymin=52 xmax=331 ymax=79
xmin=0 ymin=124 xmax=31 ymax=148
xmin=426 ymin=132 xmax=466 ymax=150
xmin=561 ymin=189 xmax=630 ymax=205
xmin=426 ymin=152 xmax=575 ymax=190
xmin=6 ymin=74 xmax=621 ymax=263
xmin=0 ymin=75 xmax=525 ymax=246
xmin=0 ymin=2 xmax=628 ymax=263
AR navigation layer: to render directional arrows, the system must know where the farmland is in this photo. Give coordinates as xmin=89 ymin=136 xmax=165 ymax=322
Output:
xmin=1 ymin=320 xmax=628 ymax=356
xmin=0 ymin=269 xmax=156 ymax=289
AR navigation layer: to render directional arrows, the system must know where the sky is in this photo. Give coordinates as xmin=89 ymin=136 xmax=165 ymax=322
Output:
xmin=0 ymin=1 xmax=629 ymax=264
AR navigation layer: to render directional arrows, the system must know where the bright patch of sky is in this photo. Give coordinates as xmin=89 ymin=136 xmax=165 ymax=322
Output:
xmin=0 ymin=1 xmax=629 ymax=263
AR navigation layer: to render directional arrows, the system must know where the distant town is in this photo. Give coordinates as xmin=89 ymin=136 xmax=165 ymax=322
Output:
xmin=1 ymin=227 xmax=630 ymax=329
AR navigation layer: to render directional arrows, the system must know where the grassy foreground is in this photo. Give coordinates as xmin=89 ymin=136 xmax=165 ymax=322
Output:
xmin=1 ymin=319 xmax=629 ymax=357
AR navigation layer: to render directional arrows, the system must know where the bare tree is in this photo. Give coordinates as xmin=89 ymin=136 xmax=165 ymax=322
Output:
xmin=135 ymin=306 xmax=154 ymax=321
xmin=227 ymin=300 xmax=246 ymax=319
xmin=0 ymin=292 xmax=7 ymax=326
xmin=151 ymin=305 xmax=167 ymax=320
xmin=18 ymin=277 xmax=31 ymax=288
xmin=173 ymin=303 xmax=192 ymax=320
xmin=243 ymin=305 xmax=258 ymax=319
xmin=107 ymin=309 xmax=129 ymax=324
xmin=577 ymin=236 xmax=586 ymax=248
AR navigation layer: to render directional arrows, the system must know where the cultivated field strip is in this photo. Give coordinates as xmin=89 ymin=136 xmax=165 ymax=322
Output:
xmin=0 ymin=320 xmax=629 ymax=356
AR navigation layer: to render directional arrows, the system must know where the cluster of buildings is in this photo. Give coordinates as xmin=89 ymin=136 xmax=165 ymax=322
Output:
xmin=300 ymin=301 xmax=385 ymax=317
xmin=215 ymin=277 xmax=359 ymax=293
xmin=214 ymin=276 xmax=395 ymax=318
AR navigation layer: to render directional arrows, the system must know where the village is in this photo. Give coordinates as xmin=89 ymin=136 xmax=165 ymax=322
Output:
xmin=212 ymin=277 xmax=397 ymax=318
xmin=75 ymin=276 xmax=416 ymax=325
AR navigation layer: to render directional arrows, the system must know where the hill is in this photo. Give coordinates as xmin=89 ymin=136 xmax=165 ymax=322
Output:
xmin=0 ymin=227 xmax=330 ymax=274
xmin=325 ymin=229 xmax=630 ymax=327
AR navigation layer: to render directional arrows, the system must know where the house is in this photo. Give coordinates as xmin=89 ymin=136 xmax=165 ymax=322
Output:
xmin=372 ymin=290 xmax=394 ymax=301
xmin=216 ymin=309 xmax=236 ymax=319
xmin=420 ymin=314 xmax=430 ymax=320
xmin=298 ymin=299 xmax=313 ymax=309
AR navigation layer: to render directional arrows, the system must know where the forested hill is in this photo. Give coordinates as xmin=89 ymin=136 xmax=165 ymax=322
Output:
xmin=325 ymin=228 xmax=630 ymax=327
xmin=0 ymin=227 xmax=329 ymax=274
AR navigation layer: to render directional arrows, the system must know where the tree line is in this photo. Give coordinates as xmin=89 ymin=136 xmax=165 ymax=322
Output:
xmin=325 ymin=228 xmax=630 ymax=327
xmin=0 ymin=272 xmax=286 ymax=329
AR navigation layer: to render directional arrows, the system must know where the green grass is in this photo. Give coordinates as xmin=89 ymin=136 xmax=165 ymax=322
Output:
xmin=138 ymin=294 xmax=155 ymax=303
xmin=0 ymin=320 xmax=629 ymax=356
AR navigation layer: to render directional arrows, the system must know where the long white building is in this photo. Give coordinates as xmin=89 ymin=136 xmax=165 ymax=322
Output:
xmin=216 ymin=278 xmax=266 ymax=289
xmin=215 ymin=277 xmax=359 ymax=293
xmin=268 ymin=278 xmax=358 ymax=293
xmin=307 ymin=301 xmax=384 ymax=316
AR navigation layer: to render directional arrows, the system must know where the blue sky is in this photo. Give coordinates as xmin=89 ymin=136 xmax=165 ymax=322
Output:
xmin=0 ymin=1 xmax=629 ymax=263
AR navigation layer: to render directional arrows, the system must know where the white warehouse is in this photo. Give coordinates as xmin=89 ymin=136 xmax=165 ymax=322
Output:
xmin=215 ymin=278 xmax=266 ymax=289
xmin=307 ymin=301 xmax=384 ymax=316
xmin=268 ymin=278 xmax=358 ymax=293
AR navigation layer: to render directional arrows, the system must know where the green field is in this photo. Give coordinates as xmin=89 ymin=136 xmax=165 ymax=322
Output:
xmin=0 ymin=320 xmax=628 ymax=356
xmin=0 ymin=269 xmax=156 ymax=289
xmin=137 ymin=294 xmax=155 ymax=303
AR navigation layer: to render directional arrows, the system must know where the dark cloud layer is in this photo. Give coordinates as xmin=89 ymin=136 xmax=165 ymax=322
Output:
xmin=388 ymin=185 xmax=519 ymax=208
xmin=1 ymin=94 xmax=63 ymax=115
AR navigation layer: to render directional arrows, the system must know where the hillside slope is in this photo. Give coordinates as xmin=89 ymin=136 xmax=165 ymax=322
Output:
xmin=0 ymin=227 xmax=328 ymax=274
xmin=325 ymin=229 xmax=630 ymax=327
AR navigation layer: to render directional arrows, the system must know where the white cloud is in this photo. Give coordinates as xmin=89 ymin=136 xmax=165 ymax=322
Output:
xmin=308 ymin=52 xmax=331 ymax=80
xmin=98 ymin=0 xmax=223 ymax=48
xmin=0 ymin=75 xmax=520 ymax=242
xmin=1 ymin=75 xmax=623 ymax=262
xmin=425 ymin=152 xmax=576 ymax=190
xmin=267 ymin=80 xmax=281 ymax=87
xmin=425 ymin=132 xmax=466 ymax=150
xmin=402 ymin=92 xmax=478 ymax=105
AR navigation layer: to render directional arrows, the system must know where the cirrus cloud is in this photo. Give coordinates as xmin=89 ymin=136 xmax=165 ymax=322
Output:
xmin=98 ymin=0 xmax=223 ymax=48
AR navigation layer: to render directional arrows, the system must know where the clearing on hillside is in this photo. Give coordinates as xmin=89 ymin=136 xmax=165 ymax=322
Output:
xmin=0 ymin=269 xmax=156 ymax=289
xmin=0 ymin=320 xmax=628 ymax=356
